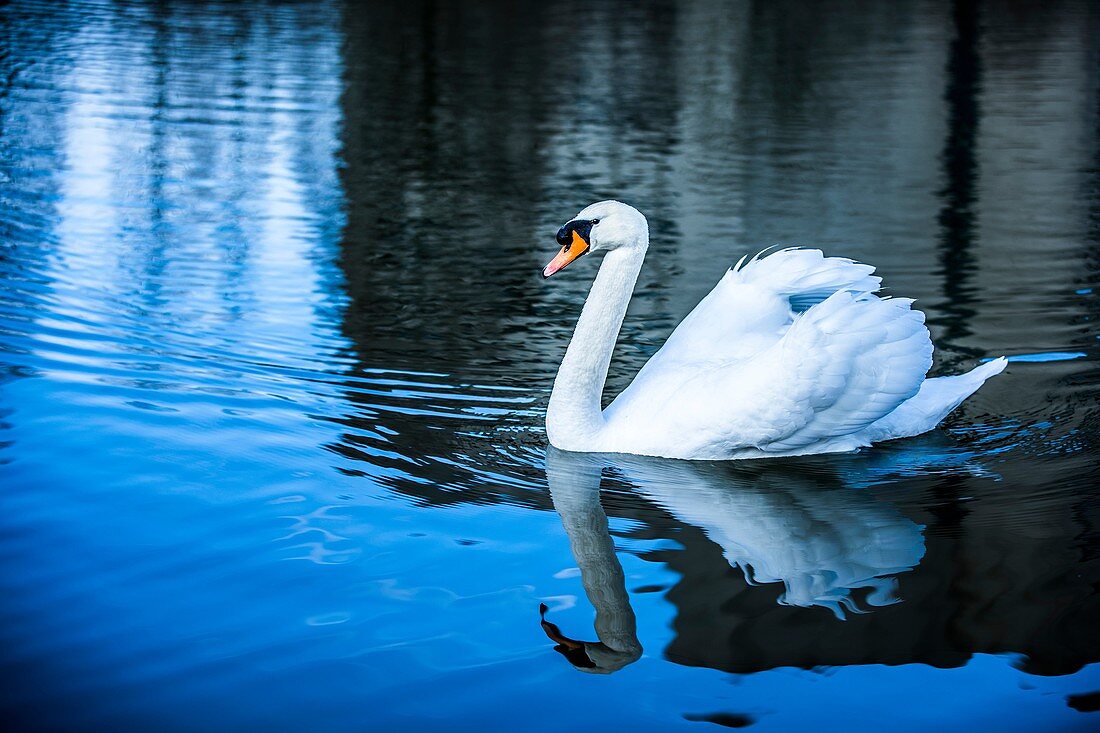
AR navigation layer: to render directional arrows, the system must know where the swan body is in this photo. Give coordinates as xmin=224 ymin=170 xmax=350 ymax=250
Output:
xmin=543 ymin=201 xmax=1005 ymax=461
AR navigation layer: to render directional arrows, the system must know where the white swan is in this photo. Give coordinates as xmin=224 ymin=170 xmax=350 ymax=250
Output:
xmin=543 ymin=200 xmax=1006 ymax=460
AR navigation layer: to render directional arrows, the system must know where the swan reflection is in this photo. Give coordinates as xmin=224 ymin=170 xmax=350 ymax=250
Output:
xmin=542 ymin=447 xmax=928 ymax=671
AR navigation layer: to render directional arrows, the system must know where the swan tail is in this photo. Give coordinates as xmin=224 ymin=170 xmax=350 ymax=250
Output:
xmin=863 ymin=357 xmax=1008 ymax=442
xmin=735 ymin=248 xmax=882 ymax=312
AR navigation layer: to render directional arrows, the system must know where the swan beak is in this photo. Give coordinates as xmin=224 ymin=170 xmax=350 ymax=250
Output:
xmin=543 ymin=230 xmax=590 ymax=278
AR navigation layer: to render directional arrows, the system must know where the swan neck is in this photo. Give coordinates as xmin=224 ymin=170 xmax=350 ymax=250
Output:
xmin=547 ymin=241 xmax=647 ymax=448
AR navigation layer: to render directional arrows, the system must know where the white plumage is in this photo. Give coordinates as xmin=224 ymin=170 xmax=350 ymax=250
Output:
xmin=544 ymin=201 xmax=1006 ymax=460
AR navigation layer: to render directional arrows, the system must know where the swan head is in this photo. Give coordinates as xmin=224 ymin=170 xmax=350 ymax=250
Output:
xmin=543 ymin=200 xmax=648 ymax=278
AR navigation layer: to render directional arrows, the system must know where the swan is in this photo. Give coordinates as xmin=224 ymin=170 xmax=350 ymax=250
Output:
xmin=543 ymin=200 xmax=1006 ymax=460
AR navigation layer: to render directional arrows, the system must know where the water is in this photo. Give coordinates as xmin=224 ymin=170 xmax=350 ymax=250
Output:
xmin=2 ymin=0 xmax=1099 ymax=730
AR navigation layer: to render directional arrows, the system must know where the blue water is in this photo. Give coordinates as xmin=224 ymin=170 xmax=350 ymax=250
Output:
xmin=2 ymin=0 xmax=1100 ymax=730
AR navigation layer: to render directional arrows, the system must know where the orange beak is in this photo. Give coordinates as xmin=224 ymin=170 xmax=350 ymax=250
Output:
xmin=543 ymin=230 xmax=590 ymax=278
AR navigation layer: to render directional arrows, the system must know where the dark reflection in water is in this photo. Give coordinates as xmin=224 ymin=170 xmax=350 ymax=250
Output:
xmin=545 ymin=446 xmax=1100 ymax=677
xmin=2 ymin=0 xmax=1100 ymax=731
xmin=936 ymin=0 xmax=981 ymax=352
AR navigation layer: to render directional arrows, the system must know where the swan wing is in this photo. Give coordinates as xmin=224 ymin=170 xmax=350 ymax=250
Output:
xmin=605 ymin=250 xmax=930 ymax=457
xmin=688 ymin=289 xmax=934 ymax=455
xmin=608 ymin=248 xmax=885 ymax=415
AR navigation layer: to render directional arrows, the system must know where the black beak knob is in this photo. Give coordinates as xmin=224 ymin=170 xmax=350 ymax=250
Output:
xmin=556 ymin=225 xmax=572 ymax=246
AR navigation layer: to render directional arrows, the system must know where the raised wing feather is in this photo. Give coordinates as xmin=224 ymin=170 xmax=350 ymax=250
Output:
xmin=631 ymin=248 xmax=885 ymax=373
xmin=734 ymin=247 xmax=881 ymax=309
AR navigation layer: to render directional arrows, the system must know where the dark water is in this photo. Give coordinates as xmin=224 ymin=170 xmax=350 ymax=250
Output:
xmin=2 ymin=0 xmax=1100 ymax=730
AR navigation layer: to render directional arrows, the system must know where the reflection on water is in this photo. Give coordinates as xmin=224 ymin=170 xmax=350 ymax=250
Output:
xmin=547 ymin=447 xmax=925 ymax=646
xmin=2 ymin=0 xmax=1100 ymax=730
xmin=936 ymin=0 xmax=981 ymax=351
xmin=544 ymin=449 xmax=643 ymax=674
xmin=547 ymin=439 xmax=1100 ymax=678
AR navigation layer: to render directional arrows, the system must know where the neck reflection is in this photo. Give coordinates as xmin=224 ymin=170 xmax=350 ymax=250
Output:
xmin=543 ymin=449 xmax=642 ymax=674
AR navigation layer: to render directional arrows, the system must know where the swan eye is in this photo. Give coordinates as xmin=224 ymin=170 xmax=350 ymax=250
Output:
xmin=591 ymin=219 xmax=600 ymax=225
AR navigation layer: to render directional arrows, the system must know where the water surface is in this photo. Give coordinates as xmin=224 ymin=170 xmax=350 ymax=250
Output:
xmin=2 ymin=0 xmax=1100 ymax=731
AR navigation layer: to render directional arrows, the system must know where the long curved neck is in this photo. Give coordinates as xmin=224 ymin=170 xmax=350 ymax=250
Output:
xmin=547 ymin=241 xmax=647 ymax=448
